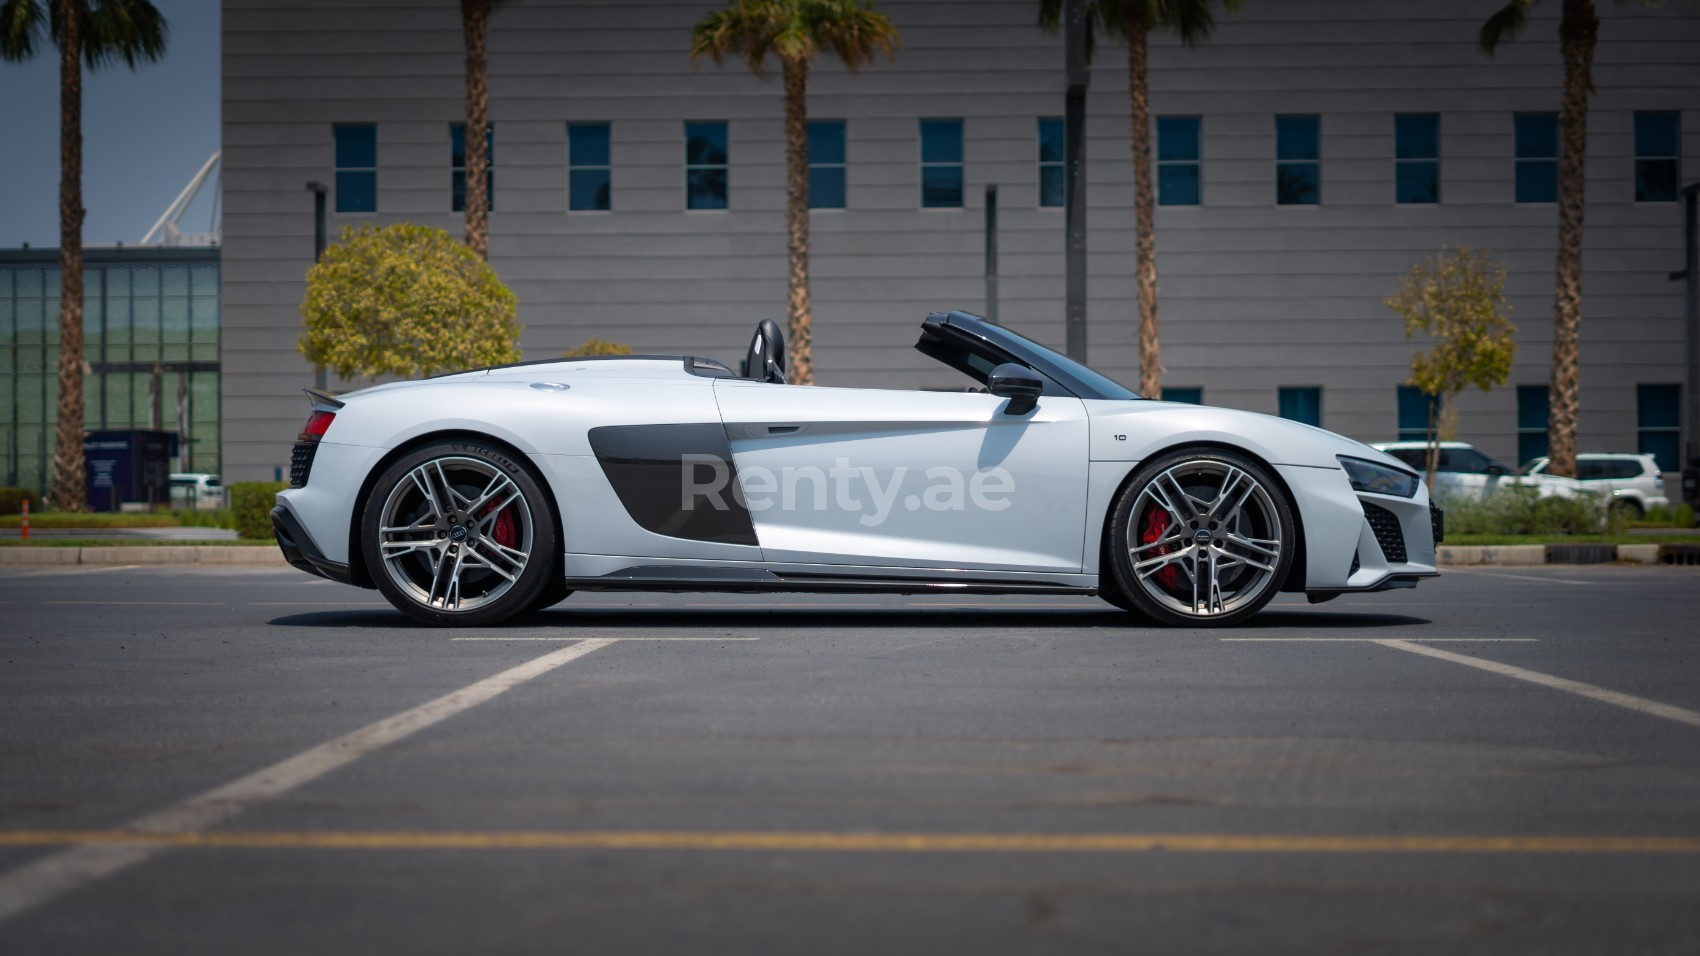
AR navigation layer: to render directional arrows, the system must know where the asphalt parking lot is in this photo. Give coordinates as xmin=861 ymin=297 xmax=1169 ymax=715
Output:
xmin=1 ymin=563 xmax=1697 ymax=954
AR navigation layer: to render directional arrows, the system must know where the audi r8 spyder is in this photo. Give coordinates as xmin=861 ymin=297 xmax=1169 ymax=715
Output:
xmin=272 ymin=310 xmax=1439 ymax=627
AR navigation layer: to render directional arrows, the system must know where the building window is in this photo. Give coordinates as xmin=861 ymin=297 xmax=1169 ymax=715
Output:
xmin=1037 ymin=118 xmax=1064 ymax=208
xmin=568 ymin=123 xmax=611 ymax=212
xmin=920 ymin=118 xmax=964 ymax=208
xmin=1278 ymin=387 xmax=1321 ymax=426
xmin=1397 ymin=385 xmax=1441 ymax=441
xmin=1517 ymin=384 xmax=1549 ymax=468
xmin=1638 ymin=383 xmax=1681 ymax=472
xmin=1514 ymin=113 xmax=1557 ymax=203
xmin=1635 ymin=111 xmax=1680 ymax=203
xmin=1162 ymin=386 xmax=1203 ymax=405
xmin=1276 ymin=115 xmax=1320 ymax=205
xmin=451 ymin=123 xmax=494 ymax=213
xmin=1158 ymin=116 xmax=1201 ymax=206
xmin=1395 ymin=113 xmax=1439 ymax=204
xmin=809 ymin=120 xmax=846 ymax=210
xmin=685 ymin=121 xmax=728 ymax=210
xmin=333 ymin=124 xmax=376 ymax=213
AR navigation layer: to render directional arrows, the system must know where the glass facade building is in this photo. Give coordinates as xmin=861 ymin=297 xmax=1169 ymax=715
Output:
xmin=0 ymin=246 xmax=221 ymax=495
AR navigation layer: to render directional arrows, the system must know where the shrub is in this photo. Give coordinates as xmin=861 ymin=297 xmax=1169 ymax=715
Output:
xmin=173 ymin=508 xmax=236 ymax=530
xmin=563 ymin=337 xmax=633 ymax=357
xmin=1439 ymin=488 xmax=1622 ymax=537
xmin=1676 ymin=503 xmax=1697 ymax=530
xmin=0 ymin=487 xmax=36 ymax=515
xmin=229 ymin=482 xmax=289 ymax=540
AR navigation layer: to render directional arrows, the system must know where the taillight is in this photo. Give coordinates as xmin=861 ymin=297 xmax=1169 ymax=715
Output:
xmin=299 ymin=410 xmax=335 ymax=442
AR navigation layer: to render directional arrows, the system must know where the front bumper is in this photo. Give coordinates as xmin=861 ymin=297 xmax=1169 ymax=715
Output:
xmin=272 ymin=503 xmax=360 ymax=586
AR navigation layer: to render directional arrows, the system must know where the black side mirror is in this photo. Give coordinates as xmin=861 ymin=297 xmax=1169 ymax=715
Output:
xmin=1485 ymin=463 xmax=1506 ymax=476
xmin=988 ymin=363 xmax=1043 ymax=415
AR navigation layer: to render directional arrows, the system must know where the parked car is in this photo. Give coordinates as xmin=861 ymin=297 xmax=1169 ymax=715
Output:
xmin=1521 ymin=453 xmax=1668 ymax=516
xmin=169 ymin=473 xmax=225 ymax=510
xmin=273 ymin=310 xmax=1441 ymax=628
xmin=1369 ymin=441 xmax=1583 ymax=502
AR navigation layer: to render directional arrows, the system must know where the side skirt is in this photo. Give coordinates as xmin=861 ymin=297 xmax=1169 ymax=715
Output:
xmin=565 ymin=565 xmax=1098 ymax=596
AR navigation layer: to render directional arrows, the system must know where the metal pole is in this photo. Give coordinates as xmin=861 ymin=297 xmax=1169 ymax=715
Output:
xmin=1063 ymin=0 xmax=1089 ymax=362
xmin=307 ymin=182 xmax=329 ymax=391
xmin=984 ymin=183 xmax=999 ymax=324
xmin=1672 ymin=182 xmax=1699 ymax=502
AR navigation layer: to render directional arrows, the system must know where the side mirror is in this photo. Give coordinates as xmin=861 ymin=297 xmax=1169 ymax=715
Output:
xmin=1485 ymin=463 xmax=1506 ymax=476
xmin=988 ymin=363 xmax=1043 ymax=415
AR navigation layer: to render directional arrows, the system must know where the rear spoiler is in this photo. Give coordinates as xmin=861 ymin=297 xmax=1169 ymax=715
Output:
xmin=303 ymin=386 xmax=345 ymax=411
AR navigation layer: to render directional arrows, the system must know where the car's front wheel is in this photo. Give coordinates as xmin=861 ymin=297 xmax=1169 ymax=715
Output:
xmin=361 ymin=440 xmax=558 ymax=626
xmin=1104 ymin=448 xmax=1295 ymax=627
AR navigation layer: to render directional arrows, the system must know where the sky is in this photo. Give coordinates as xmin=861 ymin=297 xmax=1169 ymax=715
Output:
xmin=0 ymin=0 xmax=220 ymax=249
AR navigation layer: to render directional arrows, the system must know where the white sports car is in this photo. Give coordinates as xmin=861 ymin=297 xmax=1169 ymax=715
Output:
xmin=272 ymin=311 xmax=1439 ymax=627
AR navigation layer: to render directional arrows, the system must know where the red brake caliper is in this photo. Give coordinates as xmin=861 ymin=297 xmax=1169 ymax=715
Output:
xmin=488 ymin=505 xmax=517 ymax=549
xmin=1140 ymin=508 xmax=1178 ymax=591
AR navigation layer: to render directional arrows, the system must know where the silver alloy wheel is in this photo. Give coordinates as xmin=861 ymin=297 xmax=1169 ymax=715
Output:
xmin=376 ymin=456 xmax=533 ymax=612
xmin=1125 ymin=460 xmax=1284 ymax=618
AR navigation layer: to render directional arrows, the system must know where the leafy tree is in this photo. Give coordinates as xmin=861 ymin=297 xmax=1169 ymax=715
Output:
xmin=300 ymin=223 xmax=521 ymax=380
xmin=458 ymin=0 xmax=512 ymax=260
xmin=2 ymin=0 xmax=168 ymax=511
xmin=1386 ymin=247 xmax=1517 ymax=494
xmin=563 ymin=337 xmax=632 ymax=357
xmin=690 ymin=0 xmax=900 ymax=386
xmin=1040 ymin=0 xmax=1241 ymax=398
xmin=1477 ymin=0 xmax=1595 ymax=478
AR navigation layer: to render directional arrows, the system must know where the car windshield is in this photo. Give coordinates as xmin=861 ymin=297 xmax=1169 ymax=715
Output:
xmin=972 ymin=320 xmax=1141 ymax=400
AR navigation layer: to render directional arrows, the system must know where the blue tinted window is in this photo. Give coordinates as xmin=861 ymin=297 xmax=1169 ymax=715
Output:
xmin=808 ymin=120 xmax=845 ymax=209
xmin=1162 ymin=387 xmax=1203 ymax=405
xmin=1158 ymin=116 xmax=1200 ymax=206
xmin=333 ymin=125 xmax=376 ymax=213
xmin=1638 ymin=383 xmax=1681 ymax=471
xmin=1037 ymin=118 xmax=1064 ymax=207
xmin=569 ymin=123 xmax=611 ymax=211
xmin=920 ymin=119 xmax=964 ymax=208
xmin=1276 ymin=115 xmax=1320 ymax=205
xmin=685 ymin=122 xmax=729 ymax=210
xmin=1517 ymin=385 xmax=1549 ymax=467
xmin=450 ymin=123 xmax=494 ymax=213
xmin=1278 ymin=387 xmax=1321 ymax=426
xmin=1397 ymin=385 xmax=1441 ymax=441
xmin=1394 ymin=113 xmax=1438 ymax=204
xmin=1515 ymin=113 xmax=1557 ymax=203
xmin=1634 ymin=111 xmax=1679 ymax=202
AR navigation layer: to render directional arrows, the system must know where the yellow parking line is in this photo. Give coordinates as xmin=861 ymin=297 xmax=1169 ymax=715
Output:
xmin=1 ymin=830 xmax=1697 ymax=854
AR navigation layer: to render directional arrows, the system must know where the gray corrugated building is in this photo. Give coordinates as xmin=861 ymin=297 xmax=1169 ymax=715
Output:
xmin=220 ymin=0 xmax=1697 ymax=482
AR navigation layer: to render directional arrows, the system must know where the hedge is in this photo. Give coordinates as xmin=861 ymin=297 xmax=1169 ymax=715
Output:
xmin=230 ymin=481 xmax=289 ymax=540
xmin=0 ymin=488 xmax=35 ymax=516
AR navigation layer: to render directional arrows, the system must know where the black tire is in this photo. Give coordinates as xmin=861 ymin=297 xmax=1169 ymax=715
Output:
xmin=1105 ymin=448 xmax=1296 ymax=627
xmin=1612 ymin=498 xmax=1643 ymax=519
xmin=361 ymin=439 xmax=558 ymax=627
xmin=530 ymin=579 xmax=572 ymax=613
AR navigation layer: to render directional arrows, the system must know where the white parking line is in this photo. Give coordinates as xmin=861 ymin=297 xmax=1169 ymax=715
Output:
xmin=450 ymin=636 xmax=759 ymax=642
xmin=42 ymin=600 xmax=223 ymax=607
xmin=1221 ymin=638 xmax=1538 ymax=643
xmin=0 ymin=638 xmax=615 ymax=924
xmin=1444 ymin=568 xmax=1593 ymax=586
xmin=1374 ymin=639 xmax=1700 ymax=729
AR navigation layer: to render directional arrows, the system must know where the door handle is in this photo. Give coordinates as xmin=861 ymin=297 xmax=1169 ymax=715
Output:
xmin=766 ymin=425 xmax=801 ymax=435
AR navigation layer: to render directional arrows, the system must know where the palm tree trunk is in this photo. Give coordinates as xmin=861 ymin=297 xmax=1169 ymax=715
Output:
xmin=50 ymin=0 xmax=87 ymax=512
xmin=461 ymin=0 xmax=491 ymax=260
xmin=1127 ymin=10 xmax=1160 ymax=399
xmin=782 ymin=56 xmax=814 ymax=385
xmin=1546 ymin=0 xmax=1596 ymax=479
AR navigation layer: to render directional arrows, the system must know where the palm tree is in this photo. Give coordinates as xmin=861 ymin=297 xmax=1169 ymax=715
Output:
xmin=459 ymin=0 xmax=509 ymax=261
xmin=1479 ymin=0 xmax=1596 ymax=480
xmin=690 ymin=0 xmax=899 ymax=386
xmin=2 ymin=0 xmax=167 ymax=511
xmin=1040 ymin=0 xmax=1240 ymax=399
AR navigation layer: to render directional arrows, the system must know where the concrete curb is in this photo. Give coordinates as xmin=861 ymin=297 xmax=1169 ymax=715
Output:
xmin=0 ymin=546 xmax=286 ymax=566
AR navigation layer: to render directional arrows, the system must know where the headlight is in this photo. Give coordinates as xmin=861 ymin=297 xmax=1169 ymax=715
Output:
xmin=1338 ymin=456 xmax=1419 ymax=498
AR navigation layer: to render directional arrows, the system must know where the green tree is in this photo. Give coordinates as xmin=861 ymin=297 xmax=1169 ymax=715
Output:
xmin=691 ymin=0 xmax=900 ymax=386
xmin=458 ymin=0 xmax=512 ymax=260
xmin=1040 ymin=0 xmax=1241 ymax=399
xmin=1478 ymin=0 xmax=1596 ymax=478
xmin=1386 ymin=246 xmax=1518 ymax=494
xmin=562 ymin=337 xmax=632 ymax=357
xmin=2 ymin=0 xmax=168 ymax=511
xmin=300 ymin=223 xmax=521 ymax=380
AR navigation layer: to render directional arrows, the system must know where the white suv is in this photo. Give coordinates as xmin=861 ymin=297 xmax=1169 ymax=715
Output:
xmin=1369 ymin=441 xmax=1584 ymax=502
xmin=1522 ymin=453 xmax=1668 ymax=516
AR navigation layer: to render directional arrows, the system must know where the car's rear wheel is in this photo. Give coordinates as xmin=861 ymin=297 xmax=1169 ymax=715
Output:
xmin=362 ymin=440 xmax=557 ymax=626
xmin=1104 ymin=448 xmax=1295 ymax=627
xmin=1612 ymin=497 xmax=1644 ymax=519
